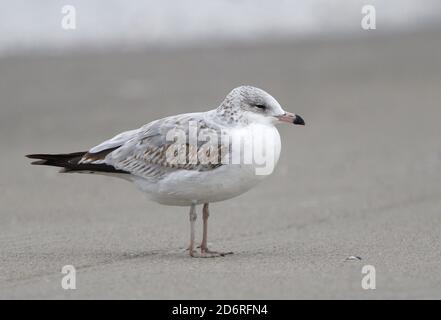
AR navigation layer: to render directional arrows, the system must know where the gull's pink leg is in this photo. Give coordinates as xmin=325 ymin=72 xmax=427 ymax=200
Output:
xmin=188 ymin=203 xmax=197 ymax=257
xmin=201 ymin=203 xmax=209 ymax=252
xmin=188 ymin=203 xmax=232 ymax=258
xmin=200 ymin=203 xmax=233 ymax=257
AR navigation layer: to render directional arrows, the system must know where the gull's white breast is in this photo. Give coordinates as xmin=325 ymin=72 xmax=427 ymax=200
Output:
xmin=131 ymin=123 xmax=281 ymax=206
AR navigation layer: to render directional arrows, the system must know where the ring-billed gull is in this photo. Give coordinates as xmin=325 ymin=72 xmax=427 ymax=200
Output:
xmin=27 ymin=86 xmax=305 ymax=258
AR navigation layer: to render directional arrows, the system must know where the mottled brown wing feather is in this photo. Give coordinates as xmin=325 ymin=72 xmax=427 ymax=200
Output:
xmin=92 ymin=113 xmax=228 ymax=180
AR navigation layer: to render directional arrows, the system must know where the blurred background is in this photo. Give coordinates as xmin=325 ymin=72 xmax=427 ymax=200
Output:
xmin=1 ymin=0 xmax=441 ymax=55
xmin=1 ymin=0 xmax=441 ymax=299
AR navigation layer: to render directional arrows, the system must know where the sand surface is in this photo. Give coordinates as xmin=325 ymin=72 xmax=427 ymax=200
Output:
xmin=1 ymin=30 xmax=441 ymax=299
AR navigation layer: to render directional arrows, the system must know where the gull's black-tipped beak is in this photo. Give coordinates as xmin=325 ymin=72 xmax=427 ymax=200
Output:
xmin=276 ymin=112 xmax=305 ymax=125
xmin=293 ymin=114 xmax=305 ymax=126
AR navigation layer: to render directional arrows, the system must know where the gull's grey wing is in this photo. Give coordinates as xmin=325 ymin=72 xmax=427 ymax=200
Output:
xmin=81 ymin=113 xmax=228 ymax=180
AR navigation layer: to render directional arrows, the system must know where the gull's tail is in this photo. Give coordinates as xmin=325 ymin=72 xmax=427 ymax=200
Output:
xmin=26 ymin=151 xmax=129 ymax=174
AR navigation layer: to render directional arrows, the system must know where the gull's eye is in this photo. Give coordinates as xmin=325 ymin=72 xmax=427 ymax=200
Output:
xmin=254 ymin=104 xmax=266 ymax=110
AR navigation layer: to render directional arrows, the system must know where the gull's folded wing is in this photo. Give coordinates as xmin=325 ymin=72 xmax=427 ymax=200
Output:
xmin=82 ymin=113 xmax=227 ymax=180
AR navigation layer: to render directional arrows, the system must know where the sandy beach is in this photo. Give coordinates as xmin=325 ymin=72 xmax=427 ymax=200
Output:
xmin=1 ymin=29 xmax=441 ymax=299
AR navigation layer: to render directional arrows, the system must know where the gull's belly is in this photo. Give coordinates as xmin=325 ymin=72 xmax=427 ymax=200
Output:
xmin=132 ymin=165 xmax=264 ymax=206
xmin=131 ymin=124 xmax=281 ymax=206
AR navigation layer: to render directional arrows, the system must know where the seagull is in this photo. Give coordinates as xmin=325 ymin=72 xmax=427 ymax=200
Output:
xmin=27 ymin=86 xmax=305 ymax=258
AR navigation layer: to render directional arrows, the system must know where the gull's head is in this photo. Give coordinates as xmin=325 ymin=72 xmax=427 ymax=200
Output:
xmin=217 ymin=85 xmax=305 ymax=126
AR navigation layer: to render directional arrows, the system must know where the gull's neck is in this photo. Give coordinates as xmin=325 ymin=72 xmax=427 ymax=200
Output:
xmin=213 ymin=108 xmax=244 ymax=127
xmin=211 ymin=96 xmax=248 ymax=127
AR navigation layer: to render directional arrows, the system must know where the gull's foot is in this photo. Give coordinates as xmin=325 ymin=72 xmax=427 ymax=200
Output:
xmin=189 ymin=249 xmax=233 ymax=258
xmin=202 ymin=247 xmax=233 ymax=257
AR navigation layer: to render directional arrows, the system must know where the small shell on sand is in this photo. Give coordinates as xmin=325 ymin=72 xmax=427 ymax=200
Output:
xmin=345 ymin=255 xmax=362 ymax=261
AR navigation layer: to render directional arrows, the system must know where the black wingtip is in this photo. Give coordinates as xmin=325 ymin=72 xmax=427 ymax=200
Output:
xmin=30 ymin=160 xmax=47 ymax=165
xmin=26 ymin=154 xmax=51 ymax=165
xmin=26 ymin=154 xmax=47 ymax=164
xmin=26 ymin=154 xmax=50 ymax=160
xmin=25 ymin=151 xmax=129 ymax=174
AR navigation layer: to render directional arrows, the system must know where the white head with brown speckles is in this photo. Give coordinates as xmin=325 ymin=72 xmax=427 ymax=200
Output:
xmin=216 ymin=86 xmax=305 ymax=127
